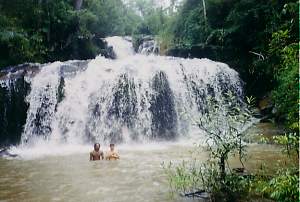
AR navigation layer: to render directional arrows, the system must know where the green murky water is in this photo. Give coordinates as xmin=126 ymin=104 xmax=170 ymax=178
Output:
xmin=0 ymin=144 xmax=284 ymax=202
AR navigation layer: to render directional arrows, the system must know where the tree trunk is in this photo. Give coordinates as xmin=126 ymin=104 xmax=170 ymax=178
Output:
xmin=201 ymin=0 xmax=207 ymax=30
xmin=72 ymin=0 xmax=83 ymax=59
xmin=219 ymin=155 xmax=226 ymax=181
xmin=74 ymin=0 xmax=83 ymax=10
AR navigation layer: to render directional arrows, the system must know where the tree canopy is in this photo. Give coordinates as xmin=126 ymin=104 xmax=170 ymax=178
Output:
xmin=0 ymin=0 xmax=142 ymax=67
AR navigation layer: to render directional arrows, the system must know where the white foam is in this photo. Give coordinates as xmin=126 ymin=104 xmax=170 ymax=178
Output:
xmin=105 ymin=36 xmax=135 ymax=59
xmin=9 ymin=143 xmax=91 ymax=160
xmin=16 ymin=36 xmax=244 ymax=155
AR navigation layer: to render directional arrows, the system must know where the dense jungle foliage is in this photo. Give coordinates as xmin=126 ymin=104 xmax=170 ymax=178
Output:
xmin=0 ymin=0 xmax=141 ymax=66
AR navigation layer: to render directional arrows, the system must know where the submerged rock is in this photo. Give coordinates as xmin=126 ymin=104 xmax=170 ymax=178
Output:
xmin=0 ymin=148 xmax=18 ymax=158
xmin=181 ymin=190 xmax=211 ymax=202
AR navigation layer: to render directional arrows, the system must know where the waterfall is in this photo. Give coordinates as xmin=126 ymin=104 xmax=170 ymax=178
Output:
xmin=138 ymin=39 xmax=160 ymax=55
xmin=105 ymin=36 xmax=134 ymax=59
xmin=1 ymin=36 xmax=244 ymax=146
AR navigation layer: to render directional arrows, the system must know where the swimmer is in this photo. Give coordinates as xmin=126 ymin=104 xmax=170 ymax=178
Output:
xmin=105 ymin=143 xmax=120 ymax=160
xmin=90 ymin=143 xmax=104 ymax=161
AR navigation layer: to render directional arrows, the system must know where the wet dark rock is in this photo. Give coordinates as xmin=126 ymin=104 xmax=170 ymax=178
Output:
xmin=232 ymin=167 xmax=245 ymax=173
xmin=181 ymin=190 xmax=211 ymax=202
xmin=59 ymin=60 xmax=89 ymax=77
xmin=132 ymin=35 xmax=155 ymax=53
xmin=0 ymin=148 xmax=18 ymax=158
xmin=0 ymin=63 xmax=41 ymax=79
xmin=258 ymin=96 xmax=274 ymax=115
xmin=101 ymin=45 xmax=116 ymax=59
xmin=252 ymin=108 xmax=262 ymax=118
xmin=0 ymin=75 xmax=31 ymax=146
xmin=56 ymin=77 xmax=65 ymax=106
xmin=150 ymin=71 xmax=177 ymax=139
xmin=138 ymin=39 xmax=159 ymax=55
xmin=0 ymin=60 xmax=91 ymax=145
xmin=189 ymin=79 xmax=208 ymax=113
xmin=97 ymin=37 xmax=116 ymax=59
xmin=0 ymin=63 xmax=40 ymax=146
xmin=259 ymin=116 xmax=273 ymax=123
xmin=70 ymin=37 xmax=115 ymax=60
xmin=108 ymin=73 xmax=138 ymax=128
xmin=86 ymin=73 xmax=139 ymax=143
xmin=257 ymin=95 xmax=277 ymax=123
xmin=166 ymin=44 xmax=225 ymax=60
xmin=28 ymin=85 xmax=53 ymax=138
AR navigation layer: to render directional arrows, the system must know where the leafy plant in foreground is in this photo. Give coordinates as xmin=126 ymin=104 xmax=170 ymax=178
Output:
xmin=163 ymin=93 xmax=255 ymax=201
xmin=196 ymin=93 xmax=254 ymax=181
xmin=253 ymin=132 xmax=299 ymax=202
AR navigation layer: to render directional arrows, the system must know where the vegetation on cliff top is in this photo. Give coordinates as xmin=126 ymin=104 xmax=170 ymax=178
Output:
xmin=0 ymin=0 xmax=141 ymax=67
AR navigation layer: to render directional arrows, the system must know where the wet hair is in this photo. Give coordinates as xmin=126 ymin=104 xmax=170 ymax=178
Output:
xmin=94 ymin=143 xmax=100 ymax=148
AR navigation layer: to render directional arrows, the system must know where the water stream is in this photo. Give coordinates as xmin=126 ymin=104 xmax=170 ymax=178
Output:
xmin=18 ymin=36 xmax=243 ymax=146
xmin=0 ymin=36 xmax=283 ymax=202
xmin=0 ymin=143 xmax=283 ymax=202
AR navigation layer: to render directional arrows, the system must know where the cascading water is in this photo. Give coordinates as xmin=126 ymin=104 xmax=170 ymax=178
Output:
xmin=11 ymin=36 xmax=244 ymax=146
xmin=138 ymin=39 xmax=160 ymax=55
xmin=22 ymin=62 xmax=62 ymax=143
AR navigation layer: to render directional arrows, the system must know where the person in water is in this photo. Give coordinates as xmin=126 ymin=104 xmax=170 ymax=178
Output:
xmin=105 ymin=143 xmax=120 ymax=160
xmin=90 ymin=143 xmax=104 ymax=161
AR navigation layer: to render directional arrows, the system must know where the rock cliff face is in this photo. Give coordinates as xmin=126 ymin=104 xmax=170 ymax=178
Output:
xmin=165 ymin=45 xmax=277 ymax=121
xmin=0 ymin=64 xmax=35 ymax=146
xmin=165 ymin=45 xmax=223 ymax=60
xmin=0 ymin=37 xmax=116 ymax=146
xmin=0 ymin=37 xmax=245 ymax=146
xmin=0 ymin=61 xmax=90 ymax=146
xmin=132 ymin=35 xmax=159 ymax=55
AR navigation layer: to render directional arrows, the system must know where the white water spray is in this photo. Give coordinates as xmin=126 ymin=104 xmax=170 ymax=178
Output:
xmin=19 ymin=36 xmax=243 ymax=148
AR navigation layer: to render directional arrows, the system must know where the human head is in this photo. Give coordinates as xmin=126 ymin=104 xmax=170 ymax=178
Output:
xmin=94 ymin=143 xmax=100 ymax=151
xmin=109 ymin=143 xmax=115 ymax=151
